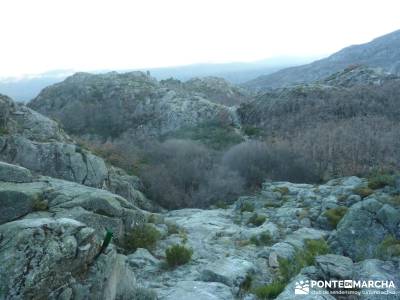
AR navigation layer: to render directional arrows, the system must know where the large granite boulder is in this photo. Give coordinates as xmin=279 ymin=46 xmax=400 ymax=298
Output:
xmin=332 ymin=198 xmax=400 ymax=260
xmin=0 ymin=218 xmax=137 ymax=300
xmin=0 ymin=161 xmax=33 ymax=183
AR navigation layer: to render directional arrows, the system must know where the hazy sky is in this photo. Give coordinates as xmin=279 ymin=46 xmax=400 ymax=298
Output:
xmin=1 ymin=0 xmax=400 ymax=77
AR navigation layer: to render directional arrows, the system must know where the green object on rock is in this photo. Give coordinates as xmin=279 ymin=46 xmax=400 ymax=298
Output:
xmin=96 ymin=229 xmax=113 ymax=259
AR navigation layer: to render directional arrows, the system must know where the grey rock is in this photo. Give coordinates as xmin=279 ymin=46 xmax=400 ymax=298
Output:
xmin=128 ymin=248 xmax=160 ymax=268
xmin=268 ymin=242 xmax=296 ymax=267
xmin=0 ymin=217 xmax=137 ymax=300
xmin=0 ymin=181 xmax=47 ymax=224
xmin=0 ymin=161 xmax=33 ymax=183
xmin=0 ymin=176 xmax=145 ymax=239
xmin=200 ymin=257 xmax=255 ymax=287
xmin=334 ymin=198 xmax=399 ymax=260
xmin=284 ymin=227 xmax=328 ymax=249
xmin=159 ymin=280 xmax=232 ymax=300
xmin=0 ymin=136 xmax=108 ymax=188
xmin=315 ymin=254 xmax=354 ymax=280
xmin=354 ymin=259 xmax=400 ymax=300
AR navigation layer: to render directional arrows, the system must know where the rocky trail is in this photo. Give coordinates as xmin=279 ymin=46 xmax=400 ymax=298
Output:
xmin=127 ymin=177 xmax=400 ymax=299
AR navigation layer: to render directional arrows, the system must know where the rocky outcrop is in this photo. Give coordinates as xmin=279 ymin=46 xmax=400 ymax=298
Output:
xmin=0 ymin=175 xmax=145 ymax=241
xmin=0 ymin=94 xmax=156 ymax=211
xmin=0 ymin=160 xmax=150 ymax=300
xmin=28 ymin=72 xmax=233 ymax=141
xmin=161 ymin=76 xmax=251 ymax=107
xmin=320 ymin=65 xmax=399 ymax=88
xmin=0 ymin=217 xmax=137 ymax=300
xmin=0 ymin=161 xmax=33 ymax=183
xmin=332 ymin=196 xmax=400 ymax=261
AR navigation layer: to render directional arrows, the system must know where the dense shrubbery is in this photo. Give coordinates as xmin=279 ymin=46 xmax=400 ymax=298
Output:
xmin=165 ymin=244 xmax=193 ymax=267
xmin=81 ymin=137 xmax=321 ymax=209
xmin=222 ymin=140 xmax=320 ymax=187
xmin=140 ymin=139 xmax=245 ymax=209
xmin=368 ymin=172 xmax=395 ymax=189
xmin=162 ymin=123 xmax=243 ymax=150
xmin=124 ymin=224 xmax=161 ymax=252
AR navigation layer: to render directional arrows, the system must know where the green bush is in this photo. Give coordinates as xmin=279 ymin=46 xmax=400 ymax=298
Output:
xmin=323 ymin=206 xmax=348 ymax=228
xmin=125 ymin=224 xmax=161 ymax=252
xmin=353 ymin=187 xmax=374 ymax=198
xmin=247 ymin=213 xmax=267 ymax=226
xmin=279 ymin=239 xmax=329 ymax=282
xmin=376 ymin=235 xmax=400 ymax=259
xmin=253 ymin=281 xmax=286 ymax=299
xmin=250 ymin=232 xmax=273 ymax=246
xmin=163 ymin=123 xmax=243 ymax=150
xmin=165 ymin=244 xmax=193 ymax=267
xmin=240 ymin=202 xmax=255 ymax=213
xmin=368 ymin=173 xmax=395 ymax=190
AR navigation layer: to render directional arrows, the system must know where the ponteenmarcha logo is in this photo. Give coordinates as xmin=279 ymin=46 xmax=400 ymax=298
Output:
xmin=295 ymin=280 xmax=310 ymax=294
xmin=293 ymin=279 xmax=397 ymax=296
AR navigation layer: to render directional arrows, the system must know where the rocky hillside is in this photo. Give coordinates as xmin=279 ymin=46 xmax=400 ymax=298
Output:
xmin=136 ymin=175 xmax=400 ymax=299
xmin=28 ymin=72 xmax=240 ymax=141
xmin=244 ymin=29 xmax=400 ymax=90
xmin=237 ymin=66 xmax=400 ymax=177
xmin=160 ymin=76 xmax=251 ymax=106
xmin=0 ymin=94 xmax=156 ymax=211
xmin=2 ymin=152 xmax=399 ymax=299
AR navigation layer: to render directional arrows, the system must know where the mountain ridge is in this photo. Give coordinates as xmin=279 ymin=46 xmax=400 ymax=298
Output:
xmin=244 ymin=29 xmax=400 ymax=90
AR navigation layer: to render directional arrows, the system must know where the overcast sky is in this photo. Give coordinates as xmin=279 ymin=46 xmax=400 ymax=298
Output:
xmin=1 ymin=0 xmax=400 ymax=77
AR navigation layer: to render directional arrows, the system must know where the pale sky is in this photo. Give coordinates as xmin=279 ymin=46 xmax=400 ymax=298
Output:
xmin=1 ymin=0 xmax=400 ymax=77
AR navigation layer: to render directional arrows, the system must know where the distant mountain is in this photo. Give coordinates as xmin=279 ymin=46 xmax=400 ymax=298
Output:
xmin=0 ymin=56 xmax=316 ymax=102
xmin=0 ymin=70 xmax=74 ymax=102
xmin=244 ymin=29 xmax=400 ymax=91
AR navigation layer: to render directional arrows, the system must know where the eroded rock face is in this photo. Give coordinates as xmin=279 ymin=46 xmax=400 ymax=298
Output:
xmin=0 ymin=161 xmax=33 ymax=183
xmin=0 ymin=160 xmax=150 ymax=300
xmin=0 ymin=136 xmax=108 ymax=188
xmin=0 ymin=218 xmax=136 ymax=300
xmin=0 ymin=175 xmax=146 ymax=241
xmin=0 ymin=94 xmax=156 ymax=211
